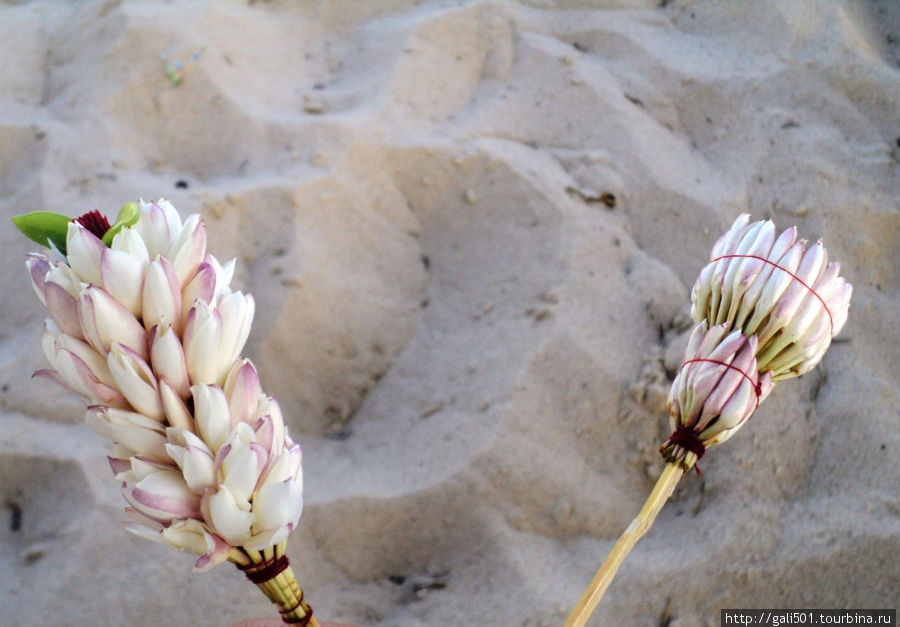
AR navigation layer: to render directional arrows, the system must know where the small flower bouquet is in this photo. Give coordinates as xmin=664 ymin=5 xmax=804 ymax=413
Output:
xmin=15 ymin=200 xmax=318 ymax=625
xmin=565 ymin=214 xmax=852 ymax=626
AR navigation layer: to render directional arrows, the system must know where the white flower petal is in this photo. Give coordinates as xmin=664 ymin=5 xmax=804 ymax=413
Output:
xmin=203 ymin=485 xmax=253 ymax=546
xmin=107 ymin=343 xmax=163 ymax=420
xmin=85 ymin=406 xmax=168 ymax=460
xmin=167 ymin=213 xmax=207 ymax=287
xmin=193 ymin=384 xmax=231 ymax=453
xmin=183 ymin=302 xmax=222 ymax=385
xmin=150 ymin=323 xmax=190 ymax=398
xmin=79 ymin=286 xmax=148 ymax=359
xmin=251 ymin=479 xmax=302 ymax=535
xmin=142 ymin=257 xmax=182 ymax=332
xmin=66 ymin=222 xmax=104 ymax=285
xmin=165 ymin=441 xmax=215 ymax=494
xmin=101 ymin=248 xmax=145 ymax=317
xmin=124 ymin=469 xmax=201 ymax=522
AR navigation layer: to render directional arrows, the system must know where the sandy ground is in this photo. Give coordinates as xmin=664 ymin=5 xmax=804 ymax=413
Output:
xmin=0 ymin=1 xmax=898 ymax=625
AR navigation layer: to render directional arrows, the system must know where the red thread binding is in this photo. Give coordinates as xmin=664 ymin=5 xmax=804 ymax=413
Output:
xmin=708 ymin=253 xmax=833 ymax=336
xmin=280 ymin=594 xmax=314 ymax=626
xmin=237 ymin=553 xmax=290 ymax=584
xmin=667 ymin=424 xmax=706 ymax=460
xmin=665 ymin=424 xmax=706 ymax=474
xmin=680 ymin=356 xmax=762 ymax=409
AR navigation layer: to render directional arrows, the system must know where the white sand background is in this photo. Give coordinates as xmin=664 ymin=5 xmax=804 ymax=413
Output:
xmin=1 ymin=1 xmax=898 ymax=625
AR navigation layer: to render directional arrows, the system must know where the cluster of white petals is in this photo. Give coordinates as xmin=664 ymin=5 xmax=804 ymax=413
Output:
xmin=663 ymin=214 xmax=851 ymax=469
xmin=26 ymin=199 xmax=303 ymax=571
xmin=691 ymin=213 xmax=852 ymax=381
xmin=662 ymin=323 xmax=774 ymax=469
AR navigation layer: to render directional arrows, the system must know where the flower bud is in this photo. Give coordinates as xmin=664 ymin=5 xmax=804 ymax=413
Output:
xmin=183 ymin=302 xmax=223 ymax=385
xmin=167 ymin=213 xmax=207 ymax=287
xmin=38 ymin=322 xmax=126 ymax=406
xmin=85 ymin=405 xmax=168 ymax=461
xmin=223 ymin=359 xmax=262 ymax=428
xmin=66 ymin=221 xmax=105 ymax=285
xmin=79 ymin=286 xmax=148 ymax=360
xmin=142 ymin=257 xmax=182 ymax=332
xmin=123 ymin=469 xmax=202 ymax=523
xmin=134 ymin=199 xmax=183 ymax=259
xmin=245 ymin=479 xmax=303 ymax=550
xmin=101 ymin=246 xmax=146 ymax=317
xmin=661 ymin=322 xmax=773 ymax=471
xmin=107 ymin=343 xmax=163 ymax=421
xmin=192 ymin=384 xmax=231 ymax=453
xmin=202 ymin=485 xmax=254 ymax=546
xmin=149 ymin=322 xmax=190 ymax=398
xmin=29 ymin=257 xmax=85 ymax=339
xmin=165 ymin=428 xmax=216 ymax=494
xmin=691 ymin=214 xmax=851 ymax=381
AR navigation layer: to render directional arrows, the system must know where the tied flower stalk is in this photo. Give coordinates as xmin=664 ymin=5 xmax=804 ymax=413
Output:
xmin=15 ymin=200 xmax=319 ymax=626
xmin=565 ymin=214 xmax=851 ymax=627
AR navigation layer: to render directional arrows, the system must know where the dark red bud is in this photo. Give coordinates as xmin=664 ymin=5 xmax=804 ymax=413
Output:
xmin=74 ymin=210 xmax=112 ymax=239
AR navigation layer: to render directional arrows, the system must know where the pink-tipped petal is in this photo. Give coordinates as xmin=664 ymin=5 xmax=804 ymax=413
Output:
xmin=193 ymin=384 xmax=231 ymax=452
xmin=101 ymin=248 xmax=145 ymax=317
xmin=251 ymin=479 xmax=302 ymax=536
xmin=55 ymin=348 xmax=127 ymax=406
xmin=181 ymin=262 xmax=216 ymax=321
xmin=135 ymin=199 xmax=182 ymax=259
xmin=159 ymin=379 xmax=194 ymax=431
xmin=253 ymin=415 xmax=275 ymax=461
xmin=79 ymin=286 xmax=148 ymax=359
xmin=129 ymin=455 xmax=176 ymax=482
xmin=224 ymin=359 xmax=262 ymax=428
xmin=165 ymin=442 xmax=216 ymax=494
xmin=125 ymin=470 xmax=202 ymax=521
xmin=159 ymin=519 xmax=213 ymax=556
xmin=203 ymin=485 xmax=253 ymax=546
xmin=183 ymin=302 xmax=222 ymax=385
xmin=142 ymin=257 xmax=182 ymax=332
xmin=107 ymin=343 xmax=163 ymax=421
xmin=26 ymin=255 xmax=51 ymax=304
xmin=66 ymin=222 xmax=105 ymax=285
xmin=44 ymin=281 xmax=84 ymax=339
xmin=168 ymin=213 xmax=207 ymax=288
xmin=85 ymin=406 xmax=168 ymax=461
xmin=222 ymin=441 xmax=264 ymax=504
xmin=150 ymin=323 xmax=190 ymax=398
xmin=107 ymin=456 xmax=132 ymax=478
xmin=192 ymin=530 xmax=233 ymax=572
xmin=217 ymin=292 xmax=255 ymax=373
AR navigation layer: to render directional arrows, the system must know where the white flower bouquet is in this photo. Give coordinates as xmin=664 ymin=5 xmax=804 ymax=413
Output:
xmin=566 ymin=214 xmax=852 ymax=626
xmin=15 ymin=200 xmax=317 ymax=625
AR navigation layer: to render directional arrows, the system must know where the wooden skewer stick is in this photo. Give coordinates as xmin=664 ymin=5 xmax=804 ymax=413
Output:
xmin=564 ymin=463 xmax=685 ymax=627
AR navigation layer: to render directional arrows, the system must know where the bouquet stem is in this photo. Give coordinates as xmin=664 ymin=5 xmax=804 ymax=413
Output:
xmin=234 ymin=542 xmax=320 ymax=626
xmin=564 ymin=462 xmax=684 ymax=627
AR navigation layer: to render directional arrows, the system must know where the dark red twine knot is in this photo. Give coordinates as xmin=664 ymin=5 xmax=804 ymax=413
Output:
xmin=74 ymin=210 xmax=112 ymax=240
xmin=237 ymin=553 xmax=290 ymax=585
xmin=667 ymin=424 xmax=706 ymax=474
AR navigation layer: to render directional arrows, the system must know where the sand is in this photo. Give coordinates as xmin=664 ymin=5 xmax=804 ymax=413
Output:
xmin=0 ymin=1 xmax=897 ymax=625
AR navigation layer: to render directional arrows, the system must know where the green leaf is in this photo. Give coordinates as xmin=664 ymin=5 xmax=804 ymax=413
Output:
xmin=11 ymin=211 xmax=72 ymax=254
xmin=101 ymin=202 xmax=141 ymax=246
